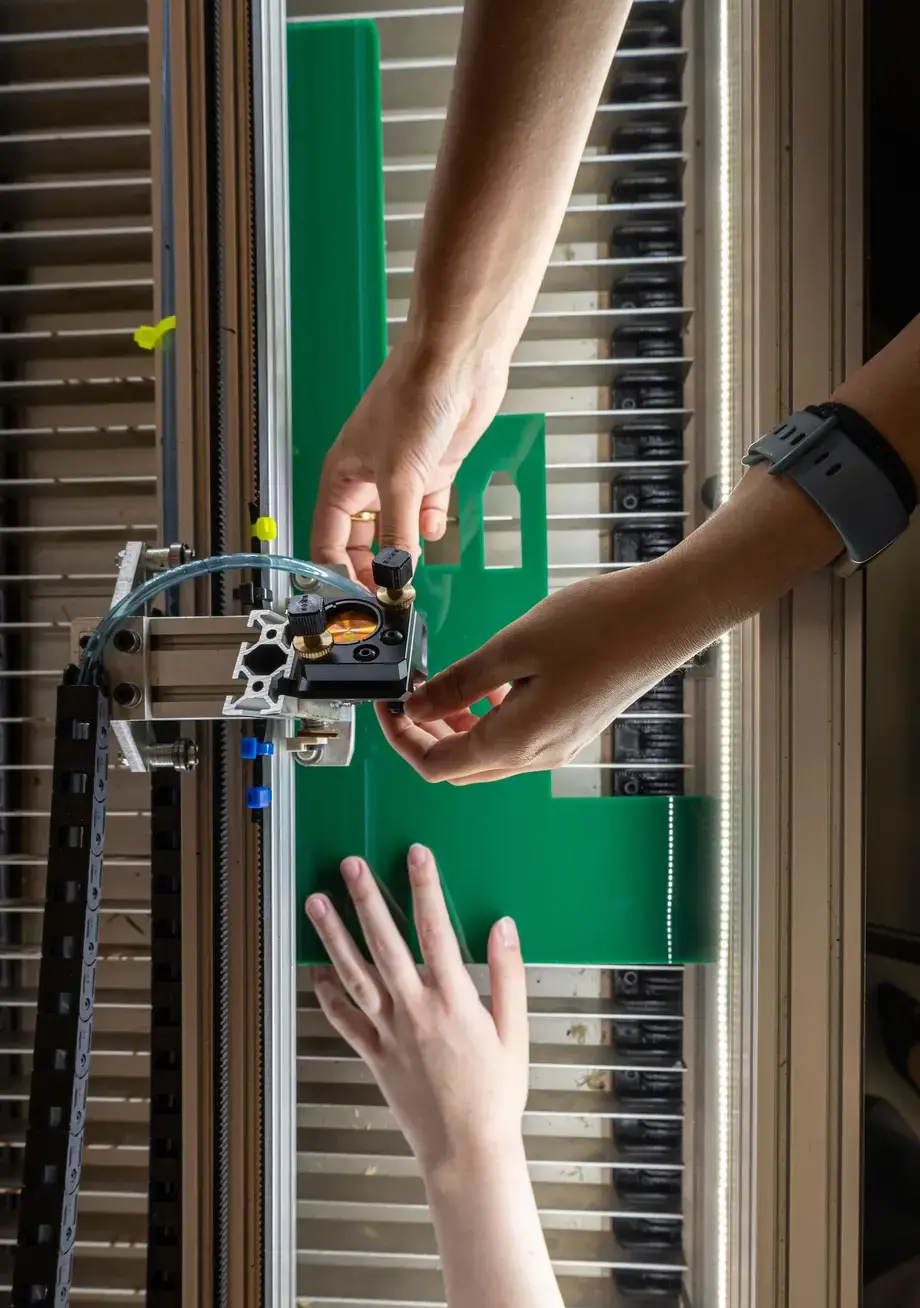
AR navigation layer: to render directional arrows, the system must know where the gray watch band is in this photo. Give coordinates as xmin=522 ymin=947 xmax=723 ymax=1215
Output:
xmin=743 ymin=409 xmax=910 ymax=570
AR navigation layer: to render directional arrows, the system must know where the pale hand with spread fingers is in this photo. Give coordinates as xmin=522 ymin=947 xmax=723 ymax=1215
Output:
xmin=305 ymin=846 xmax=565 ymax=1308
xmin=305 ymin=844 xmax=527 ymax=1171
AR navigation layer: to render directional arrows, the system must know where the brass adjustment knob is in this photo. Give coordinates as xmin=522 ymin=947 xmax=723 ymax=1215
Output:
xmin=286 ymin=594 xmax=333 ymax=661
xmin=372 ymin=546 xmax=416 ymax=611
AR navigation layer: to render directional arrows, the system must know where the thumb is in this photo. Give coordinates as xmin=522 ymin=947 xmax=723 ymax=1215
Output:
xmin=378 ymin=468 xmax=425 ymax=560
xmin=405 ymin=632 xmax=516 ymax=721
xmin=488 ymin=917 xmax=528 ymax=1062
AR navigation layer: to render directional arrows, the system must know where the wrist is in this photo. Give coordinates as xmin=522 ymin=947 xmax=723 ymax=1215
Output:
xmin=400 ymin=307 xmax=515 ymax=384
xmin=396 ymin=319 xmax=512 ymax=412
xmin=422 ymin=1133 xmax=529 ymax=1205
xmin=716 ymin=462 xmax=842 ymax=596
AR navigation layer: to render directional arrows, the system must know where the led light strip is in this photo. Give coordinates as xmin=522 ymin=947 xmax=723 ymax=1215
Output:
xmin=716 ymin=0 xmax=737 ymax=1305
xmin=667 ymin=794 xmax=675 ymax=965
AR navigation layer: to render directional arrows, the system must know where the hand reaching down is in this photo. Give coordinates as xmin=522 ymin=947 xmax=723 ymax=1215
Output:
xmin=309 ymin=339 xmax=508 ymax=589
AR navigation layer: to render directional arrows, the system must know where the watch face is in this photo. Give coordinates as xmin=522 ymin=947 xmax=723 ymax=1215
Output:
xmin=326 ymin=605 xmax=379 ymax=645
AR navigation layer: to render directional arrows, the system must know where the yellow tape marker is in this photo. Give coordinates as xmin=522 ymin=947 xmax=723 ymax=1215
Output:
xmin=134 ymin=315 xmax=177 ymax=350
xmin=252 ymin=516 xmax=277 ymax=542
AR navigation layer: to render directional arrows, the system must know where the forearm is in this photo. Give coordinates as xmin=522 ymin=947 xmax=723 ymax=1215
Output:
xmin=659 ymin=463 xmax=841 ymax=639
xmin=424 ymin=1142 xmax=564 ymax=1308
xmin=408 ymin=0 xmax=633 ymax=364
xmin=833 ymin=311 xmax=920 ymax=493
xmin=640 ymin=314 xmax=920 ymax=654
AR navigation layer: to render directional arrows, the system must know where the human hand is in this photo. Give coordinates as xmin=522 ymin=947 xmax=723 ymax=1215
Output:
xmin=310 ymin=336 xmax=509 ymax=589
xmin=376 ymin=561 xmax=720 ymax=784
xmin=305 ymin=844 xmax=528 ymax=1176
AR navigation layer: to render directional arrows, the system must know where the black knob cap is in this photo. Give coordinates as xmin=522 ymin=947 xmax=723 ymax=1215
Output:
xmin=372 ymin=547 xmax=413 ymax=591
xmin=286 ymin=593 xmax=328 ymax=638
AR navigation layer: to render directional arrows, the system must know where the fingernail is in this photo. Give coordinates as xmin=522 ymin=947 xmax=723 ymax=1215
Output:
xmin=306 ymin=895 xmax=327 ymax=922
xmin=407 ymin=843 xmax=428 ymax=869
xmin=340 ymin=856 xmax=363 ymax=883
xmin=498 ymin=917 xmax=519 ymax=948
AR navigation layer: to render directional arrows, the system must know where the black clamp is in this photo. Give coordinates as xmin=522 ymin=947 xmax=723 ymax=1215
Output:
xmin=232 ymin=581 xmax=273 ymax=610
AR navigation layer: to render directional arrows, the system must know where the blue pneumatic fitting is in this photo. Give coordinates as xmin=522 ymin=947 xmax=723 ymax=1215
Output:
xmin=246 ymin=786 xmax=272 ymax=810
xmin=241 ymin=737 xmax=275 ymax=759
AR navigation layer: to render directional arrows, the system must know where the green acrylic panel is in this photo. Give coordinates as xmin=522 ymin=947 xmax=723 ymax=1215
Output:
xmin=288 ymin=20 xmax=716 ymax=966
xmin=288 ymin=20 xmax=387 ymax=485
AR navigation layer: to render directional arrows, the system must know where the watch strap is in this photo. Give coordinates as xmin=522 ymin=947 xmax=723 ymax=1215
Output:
xmin=743 ymin=407 xmax=911 ymax=569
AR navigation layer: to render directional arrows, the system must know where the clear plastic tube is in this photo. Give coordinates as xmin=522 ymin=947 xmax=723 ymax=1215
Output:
xmin=79 ymin=552 xmax=365 ymax=683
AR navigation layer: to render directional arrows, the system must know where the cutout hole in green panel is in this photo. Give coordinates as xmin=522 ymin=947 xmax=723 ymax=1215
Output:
xmin=483 ymin=471 xmax=522 ymax=570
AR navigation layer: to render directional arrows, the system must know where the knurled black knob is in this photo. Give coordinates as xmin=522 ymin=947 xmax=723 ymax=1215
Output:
xmin=372 ymin=547 xmax=413 ymax=591
xmin=286 ymin=593 xmax=328 ymax=638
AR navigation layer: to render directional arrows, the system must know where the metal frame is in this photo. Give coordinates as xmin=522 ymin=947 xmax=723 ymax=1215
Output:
xmin=251 ymin=3 xmax=298 ymax=1305
xmin=142 ymin=0 xmax=868 ymax=1302
xmin=150 ymin=0 xmax=276 ymax=1301
xmin=724 ymin=1 xmax=865 ymax=1305
xmin=149 ymin=4 xmax=217 ymax=1301
xmin=688 ymin=0 xmax=866 ymax=1304
xmin=207 ymin=4 xmax=267 ymax=1304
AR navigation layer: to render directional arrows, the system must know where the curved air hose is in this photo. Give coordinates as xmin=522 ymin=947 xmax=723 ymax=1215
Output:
xmin=78 ymin=552 xmax=365 ymax=683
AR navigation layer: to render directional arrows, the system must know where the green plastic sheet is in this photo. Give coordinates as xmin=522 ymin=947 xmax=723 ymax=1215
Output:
xmin=288 ymin=19 xmax=715 ymax=966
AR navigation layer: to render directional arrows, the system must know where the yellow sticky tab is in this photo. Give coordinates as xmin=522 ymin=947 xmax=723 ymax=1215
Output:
xmin=252 ymin=516 xmax=277 ymax=542
xmin=134 ymin=315 xmax=177 ymax=350
xmin=133 ymin=325 xmax=159 ymax=350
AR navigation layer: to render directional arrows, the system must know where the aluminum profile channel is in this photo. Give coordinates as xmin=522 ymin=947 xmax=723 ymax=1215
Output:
xmin=151 ymin=0 xmax=279 ymax=1299
xmin=150 ymin=0 xmax=219 ymax=1300
xmin=199 ymin=0 xmax=268 ymax=1302
xmin=252 ymin=2 xmax=298 ymax=1306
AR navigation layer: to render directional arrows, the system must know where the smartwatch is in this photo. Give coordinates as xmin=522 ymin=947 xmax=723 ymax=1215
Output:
xmin=742 ymin=401 xmax=916 ymax=572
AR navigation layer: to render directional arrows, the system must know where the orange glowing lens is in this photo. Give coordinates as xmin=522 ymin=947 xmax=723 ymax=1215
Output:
xmin=327 ymin=608 xmax=378 ymax=645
